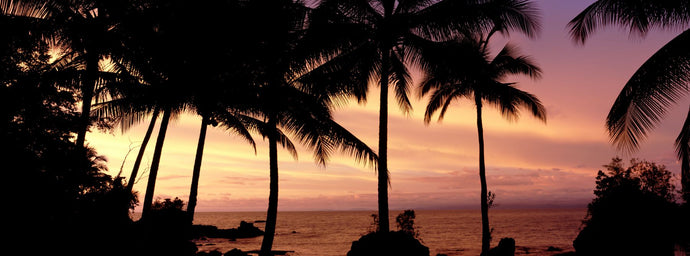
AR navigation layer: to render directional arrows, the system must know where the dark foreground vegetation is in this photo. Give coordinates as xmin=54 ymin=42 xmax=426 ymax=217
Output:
xmin=3 ymin=0 xmax=688 ymax=255
xmin=574 ymin=158 xmax=689 ymax=256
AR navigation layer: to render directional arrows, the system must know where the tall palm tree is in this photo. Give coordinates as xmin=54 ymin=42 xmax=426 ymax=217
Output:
xmin=230 ymin=1 xmax=379 ymax=255
xmin=568 ymin=1 xmax=690 ymax=202
xmin=308 ymin=0 xmax=541 ymax=232
xmin=172 ymin=0 xmax=262 ymax=222
xmin=45 ymin=0 xmax=140 ymax=150
xmin=419 ymin=34 xmax=546 ymax=255
xmin=115 ymin=0 xmax=194 ymax=220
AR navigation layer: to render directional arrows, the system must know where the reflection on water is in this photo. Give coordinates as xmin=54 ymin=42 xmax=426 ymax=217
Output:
xmin=165 ymin=208 xmax=585 ymax=256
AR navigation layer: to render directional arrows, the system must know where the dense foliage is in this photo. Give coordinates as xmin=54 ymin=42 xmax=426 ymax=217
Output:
xmin=574 ymin=158 xmax=686 ymax=256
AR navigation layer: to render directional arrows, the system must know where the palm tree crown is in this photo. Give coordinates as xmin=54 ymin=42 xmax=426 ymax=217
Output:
xmin=309 ymin=0 xmax=541 ymax=232
xmin=421 ymin=35 xmax=546 ymax=123
xmin=568 ymin=0 xmax=690 ymax=201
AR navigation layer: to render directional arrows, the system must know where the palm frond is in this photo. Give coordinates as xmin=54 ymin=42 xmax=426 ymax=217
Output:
xmin=390 ymin=49 xmax=413 ymax=114
xmin=321 ymin=118 xmax=378 ymax=168
xmin=568 ymin=0 xmax=690 ymax=44
xmin=281 ymin=111 xmax=333 ymax=165
xmin=275 ymin=127 xmax=299 ymax=160
xmin=318 ymin=0 xmax=381 ymax=23
xmin=414 ymin=0 xmax=490 ymax=41
xmin=606 ymin=29 xmax=690 ymax=153
xmin=215 ymin=112 xmax=258 ymax=154
xmin=395 ymin=0 xmax=434 ymax=15
xmin=482 ymin=0 xmax=541 ymax=39
xmin=1 ymin=0 xmax=51 ymax=18
xmin=422 ymin=82 xmax=472 ymax=123
xmin=491 ymin=43 xmax=542 ymax=79
xmin=482 ymin=81 xmax=546 ymax=122
xmin=91 ymin=99 xmax=154 ymax=133
xmin=295 ymin=43 xmax=379 ymax=105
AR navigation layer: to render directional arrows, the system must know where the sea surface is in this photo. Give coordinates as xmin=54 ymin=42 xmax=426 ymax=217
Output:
xmin=187 ymin=208 xmax=586 ymax=256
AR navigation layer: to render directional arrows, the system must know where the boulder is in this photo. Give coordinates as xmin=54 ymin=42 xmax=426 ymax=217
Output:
xmin=489 ymin=238 xmax=515 ymax=256
xmin=347 ymin=231 xmax=429 ymax=256
xmin=224 ymin=249 xmax=249 ymax=256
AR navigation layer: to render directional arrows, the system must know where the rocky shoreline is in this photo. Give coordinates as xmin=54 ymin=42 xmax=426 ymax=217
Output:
xmin=191 ymin=221 xmax=265 ymax=240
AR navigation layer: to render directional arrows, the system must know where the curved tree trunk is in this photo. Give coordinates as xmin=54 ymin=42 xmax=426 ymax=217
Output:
xmin=187 ymin=115 xmax=209 ymax=222
xmin=377 ymin=48 xmax=391 ymax=233
xmin=140 ymin=107 xmax=172 ymax=221
xmin=260 ymin=118 xmax=280 ymax=256
xmin=76 ymin=53 xmax=99 ymax=150
xmin=476 ymin=97 xmax=491 ymax=256
xmin=678 ymin=105 xmax=690 ymax=203
xmin=127 ymin=109 xmax=160 ymax=192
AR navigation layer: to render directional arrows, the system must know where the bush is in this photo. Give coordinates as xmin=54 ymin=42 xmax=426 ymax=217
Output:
xmin=134 ymin=197 xmax=197 ymax=256
xmin=573 ymin=158 xmax=683 ymax=256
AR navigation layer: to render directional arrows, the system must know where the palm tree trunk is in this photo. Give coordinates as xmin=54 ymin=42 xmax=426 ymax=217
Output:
xmin=377 ymin=48 xmax=391 ymax=233
xmin=140 ymin=107 xmax=172 ymax=221
xmin=127 ymin=109 xmax=160 ymax=192
xmin=76 ymin=53 xmax=99 ymax=150
xmin=476 ymin=97 xmax=491 ymax=256
xmin=187 ymin=115 xmax=209 ymax=222
xmin=261 ymin=118 xmax=280 ymax=256
xmin=679 ymin=105 xmax=690 ymax=203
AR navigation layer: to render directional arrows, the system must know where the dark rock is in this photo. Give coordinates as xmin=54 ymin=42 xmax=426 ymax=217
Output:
xmin=347 ymin=231 xmax=429 ymax=256
xmin=547 ymin=246 xmax=562 ymax=251
xmin=192 ymin=221 xmax=264 ymax=239
xmin=224 ymin=249 xmax=249 ymax=256
xmin=197 ymin=250 xmax=223 ymax=256
xmin=489 ymin=238 xmax=516 ymax=256
xmin=553 ymin=252 xmax=576 ymax=256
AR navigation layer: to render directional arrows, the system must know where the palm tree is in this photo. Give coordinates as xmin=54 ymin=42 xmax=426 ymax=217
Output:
xmin=308 ymin=0 xmax=541 ymax=232
xmin=186 ymin=102 xmax=259 ymax=221
xmin=568 ymin=1 xmax=690 ymax=202
xmin=175 ymin=0 xmax=261 ymax=222
xmin=419 ymin=33 xmax=546 ymax=255
xmin=45 ymin=0 xmax=141 ymax=151
xmin=113 ymin=0 xmax=193 ymax=220
xmin=229 ymin=1 xmax=379 ymax=254
xmin=127 ymin=109 xmax=158 ymax=192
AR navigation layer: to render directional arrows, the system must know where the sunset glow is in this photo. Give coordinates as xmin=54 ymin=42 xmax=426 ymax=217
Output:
xmin=86 ymin=0 xmax=688 ymax=212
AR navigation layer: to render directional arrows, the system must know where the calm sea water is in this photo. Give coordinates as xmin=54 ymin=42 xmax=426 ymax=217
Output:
xmin=186 ymin=209 xmax=586 ymax=256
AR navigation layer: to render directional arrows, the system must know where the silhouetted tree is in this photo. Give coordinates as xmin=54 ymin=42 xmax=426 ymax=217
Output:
xmin=574 ymin=157 xmax=683 ymax=256
xmin=228 ymin=1 xmax=379 ymax=255
xmin=309 ymin=0 xmax=541 ymax=232
xmin=2 ymin=18 xmax=137 ymax=254
xmin=420 ymin=33 xmax=545 ymax=255
xmin=569 ymin=0 xmax=690 ymax=203
xmin=3 ymin=0 xmax=144 ymax=150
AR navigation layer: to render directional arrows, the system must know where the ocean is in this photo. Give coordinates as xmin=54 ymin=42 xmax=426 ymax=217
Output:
xmin=188 ymin=208 xmax=586 ymax=256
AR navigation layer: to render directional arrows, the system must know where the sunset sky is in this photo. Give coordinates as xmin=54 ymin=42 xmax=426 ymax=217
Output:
xmin=88 ymin=0 xmax=689 ymax=212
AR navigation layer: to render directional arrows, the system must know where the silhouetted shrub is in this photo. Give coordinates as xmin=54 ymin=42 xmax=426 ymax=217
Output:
xmin=135 ymin=197 xmax=197 ymax=256
xmin=396 ymin=209 xmax=419 ymax=237
xmin=573 ymin=158 xmax=683 ymax=256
